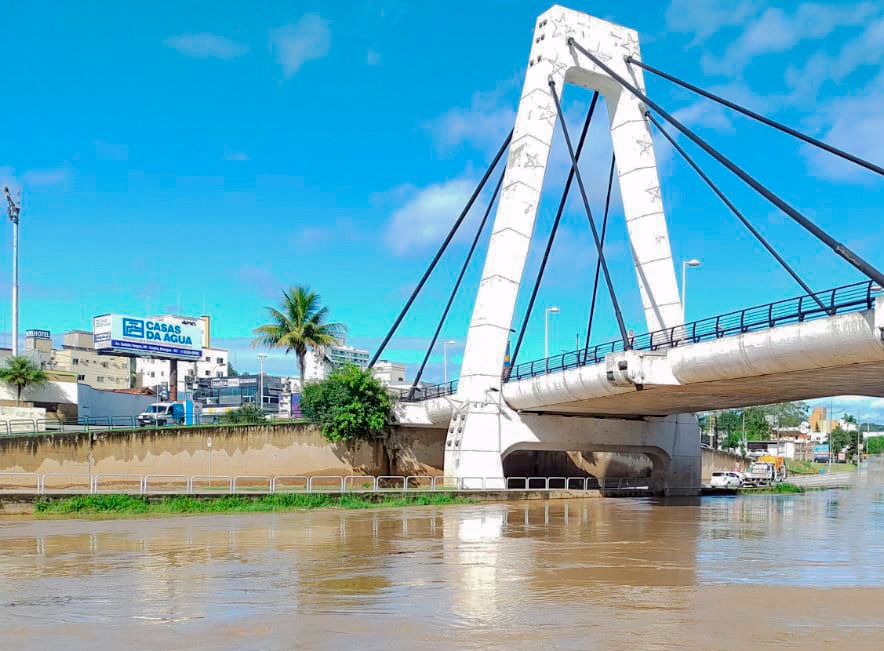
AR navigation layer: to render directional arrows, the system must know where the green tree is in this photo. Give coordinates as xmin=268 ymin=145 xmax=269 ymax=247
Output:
xmin=227 ymin=361 xmax=240 ymax=377
xmin=866 ymin=437 xmax=884 ymax=455
xmin=829 ymin=425 xmax=853 ymax=457
xmin=252 ymin=286 xmax=346 ymax=383
xmin=0 ymin=356 xmax=48 ymax=406
xmin=219 ymin=403 xmax=266 ymax=425
xmin=300 ymin=364 xmax=392 ymax=442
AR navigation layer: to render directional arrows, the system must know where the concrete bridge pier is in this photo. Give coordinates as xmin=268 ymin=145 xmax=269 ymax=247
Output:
xmin=443 ymin=400 xmax=701 ymax=496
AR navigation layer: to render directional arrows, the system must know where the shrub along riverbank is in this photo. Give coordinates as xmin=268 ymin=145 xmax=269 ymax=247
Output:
xmin=738 ymin=482 xmax=805 ymax=494
xmin=33 ymin=493 xmax=471 ymax=516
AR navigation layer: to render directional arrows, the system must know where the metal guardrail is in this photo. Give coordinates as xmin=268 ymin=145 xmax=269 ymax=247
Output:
xmin=0 ymin=414 xmax=310 ymax=438
xmin=396 ymin=379 xmax=459 ymax=403
xmin=506 ymin=280 xmax=882 ymax=382
xmin=0 ymin=473 xmax=653 ymax=496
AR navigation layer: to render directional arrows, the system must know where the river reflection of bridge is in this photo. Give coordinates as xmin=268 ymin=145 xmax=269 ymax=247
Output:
xmin=2 ymin=467 xmax=884 ymax=649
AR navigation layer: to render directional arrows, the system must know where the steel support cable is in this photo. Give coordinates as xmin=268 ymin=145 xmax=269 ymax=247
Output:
xmin=368 ymin=129 xmax=513 ymax=368
xmin=510 ymin=93 xmax=600 ymax=369
xmin=569 ymin=39 xmax=884 ymax=288
xmin=407 ymin=168 xmax=506 ymax=399
xmin=626 ymin=57 xmax=884 ymax=178
xmin=645 ymin=111 xmax=829 ymax=314
xmin=582 ymin=153 xmax=616 ymax=363
xmin=549 ymin=80 xmax=632 ymax=349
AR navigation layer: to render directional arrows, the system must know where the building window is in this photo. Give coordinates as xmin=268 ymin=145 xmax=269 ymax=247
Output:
xmin=97 ymin=376 xmax=105 ymax=383
xmin=101 ymin=361 xmax=108 ymax=368
xmin=77 ymin=374 xmax=85 ymax=381
xmin=72 ymin=358 xmax=79 ymax=366
xmin=217 ymin=357 xmax=224 ymax=364
xmin=150 ymin=372 xmax=155 ymax=378
xmin=205 ymin=370 xmax=211 ymax=376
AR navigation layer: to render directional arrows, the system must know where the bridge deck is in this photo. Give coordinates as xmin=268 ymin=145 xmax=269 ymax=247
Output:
xmin=508 ymin=359 xmax=884 ymax=417
xmin=396 ymin=282 xmax=884 ymax=426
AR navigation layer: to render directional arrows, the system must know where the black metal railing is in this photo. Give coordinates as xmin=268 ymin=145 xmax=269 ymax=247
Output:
xmin=506 ymin=280 xmax=882 ymax=383
xmin=396 ymin=379 xmax=458 ymax=403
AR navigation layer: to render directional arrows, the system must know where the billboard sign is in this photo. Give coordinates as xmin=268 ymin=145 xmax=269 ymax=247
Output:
xmin=93 ymin=314 xmax=203 ymax=360
xmin=813 ymin=444 xmax=830 ymax=459
xmin=25 ymin=329 xmax=51 ymax=339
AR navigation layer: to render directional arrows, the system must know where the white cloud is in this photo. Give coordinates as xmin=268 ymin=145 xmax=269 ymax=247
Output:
xmin=367 ymin=49 xmax=382 ymax=66
xmin=384 ymin=179 xmax=477 ymax=255
xmin=269 ymin=14 xmax=331 ymax=79
xmin=672 ymin=100 xmax=734 ymax=133
xmin=785 ymin=14 xmax=884 ymax=101
xmin=665 ymin=0 xmax=760 ymax=43
xmin=702 ymin=2 xmax=879 ymax=76
xmin=164 ymin=33 xmax=249 ymax=60
xmin=427 ymin=90 xmax=516 ymax=154
xmin=803 ymin=71 xmax=884 ymax=182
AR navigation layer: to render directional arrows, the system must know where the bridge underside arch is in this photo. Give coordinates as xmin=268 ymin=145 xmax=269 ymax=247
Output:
xmin=501 ymin=448 xmax=655 ymax=481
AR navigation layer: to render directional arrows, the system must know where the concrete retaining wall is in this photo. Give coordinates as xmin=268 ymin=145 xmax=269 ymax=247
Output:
xmin=701 ymin=448 xmax=749 ymax=482
xmin=0 ymin=423 xmax=446 ymax=478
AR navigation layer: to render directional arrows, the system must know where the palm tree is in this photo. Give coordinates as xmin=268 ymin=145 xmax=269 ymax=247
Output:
xmin=252 ymin=286 xmax=346 ymax=383
xmin=0 ymin=355 xmax=48 ymax=406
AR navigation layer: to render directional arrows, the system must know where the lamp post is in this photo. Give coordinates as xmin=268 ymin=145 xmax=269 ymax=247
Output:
xmin=544 ymin=306 xmax=560 ymax=360
xmin=442 ymin=340 xmax=457 ymax=385
xmin=257 ymin=353 xmax=267 ymax=413
xmin=681 ymin=258 xmax=701 ymax=324
xmin=857 ymin=413 xmax=865 ymax=465
xmin=4 ymin=187 xmax=20 ymax=355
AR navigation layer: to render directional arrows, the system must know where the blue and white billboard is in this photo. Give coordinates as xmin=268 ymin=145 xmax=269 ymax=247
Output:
xmin=93 ymin=314 xmax=203 ymax=360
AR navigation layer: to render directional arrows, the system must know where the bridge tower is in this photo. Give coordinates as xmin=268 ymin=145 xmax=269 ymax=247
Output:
xmin=446 ymin=5 xmax=700 ymax=494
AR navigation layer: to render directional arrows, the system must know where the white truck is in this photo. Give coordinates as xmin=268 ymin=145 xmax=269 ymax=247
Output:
xmin=137 ymin=400 xmax=200 ymax=427
xmin=742 ymin=457 xmax=788 ymax=487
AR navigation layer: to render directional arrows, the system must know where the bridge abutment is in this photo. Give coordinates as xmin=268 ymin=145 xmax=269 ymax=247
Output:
xmin=444 ymin=401 xmax=701 ymax=496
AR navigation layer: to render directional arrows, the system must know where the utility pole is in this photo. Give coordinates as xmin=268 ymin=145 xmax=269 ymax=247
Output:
xmin=4 ymin=187 xmax=20 ymax=355
xmin=258 ymin=353 xmax=267 ymax=413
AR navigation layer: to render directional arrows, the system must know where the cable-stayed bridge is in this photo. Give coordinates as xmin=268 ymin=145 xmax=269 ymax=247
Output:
xmin=369 ymin=5 xmax=884 ymax=495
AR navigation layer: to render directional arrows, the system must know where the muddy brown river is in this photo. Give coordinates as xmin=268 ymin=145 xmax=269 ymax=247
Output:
xmin=2 ymin=463 xmax=884 ymax=650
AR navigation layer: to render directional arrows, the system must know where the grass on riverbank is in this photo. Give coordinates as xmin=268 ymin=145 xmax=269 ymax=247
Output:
xmin=787 ymin=460 xmax=856 ymax=475
xmin=33 ymin=492 xmax=472 ymax=516
xmin=738 ymin=482 xmax=804 ymax=494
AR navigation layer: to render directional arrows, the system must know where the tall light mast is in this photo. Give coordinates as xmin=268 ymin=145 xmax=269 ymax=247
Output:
xmin=4 ymin=186 xmax=20 ymax=356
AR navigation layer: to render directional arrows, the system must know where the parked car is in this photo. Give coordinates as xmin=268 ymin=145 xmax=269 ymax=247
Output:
xmin=710 ymin=471 xmax=742 ymax=489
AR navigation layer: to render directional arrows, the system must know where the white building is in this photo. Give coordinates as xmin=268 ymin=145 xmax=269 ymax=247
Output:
xmin=135 ymin=315 xmax=228 ymax=394
xmin=303 ymin=339 xmax=370 ymax=381
xmin=136 ymin=347 xmax=229 ymax=394
xmin=372 ymin=360 xmax=407 ymax=386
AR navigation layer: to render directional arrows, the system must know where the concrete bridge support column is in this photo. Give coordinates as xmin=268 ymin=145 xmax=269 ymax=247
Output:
xmin=444 ymin=402 xmax=701 ymax=496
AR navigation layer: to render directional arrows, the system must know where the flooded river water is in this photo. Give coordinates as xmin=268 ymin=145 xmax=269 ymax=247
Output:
xmin=2 ymin=463 xmax=884 ymax=650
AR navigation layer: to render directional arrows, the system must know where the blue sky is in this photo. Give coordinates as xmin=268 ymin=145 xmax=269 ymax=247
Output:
xmin=1 ymin=1 xmax=883 ymax=418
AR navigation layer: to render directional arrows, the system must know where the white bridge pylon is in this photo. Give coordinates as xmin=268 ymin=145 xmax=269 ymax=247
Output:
xmin=431 ymin=6 xmax=702 ymax=496
xmin=457 ymin=4 xmax=680 ymax=402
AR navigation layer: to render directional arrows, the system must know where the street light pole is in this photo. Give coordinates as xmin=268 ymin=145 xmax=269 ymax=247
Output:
xmin=258 ymin=353 xmax=267 ymax=413
xmin=544 ymin=306 xmax=560 ymax=360
xmin=442 ymin=340 xmax=457 ymax=384
xmin=4 ymin=187 xmax=20 ymax=356
xmin=681 ymin=259 xmax=701 ymax=324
